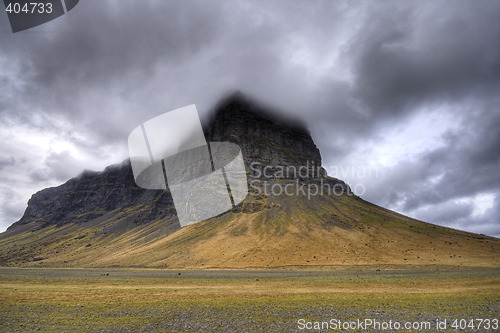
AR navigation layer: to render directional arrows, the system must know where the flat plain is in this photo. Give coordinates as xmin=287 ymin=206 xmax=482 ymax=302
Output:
xmin=0 ymin=267 xmax=498 ymax=332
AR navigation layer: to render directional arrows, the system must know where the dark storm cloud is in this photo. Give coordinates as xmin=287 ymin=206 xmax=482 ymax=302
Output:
xmin=28 ymin=151 xmax=82 ymax=182
xmin=1 ymin=0 xmax=499 ymax=236
xmin=373 ymin=103 xmax=500 ymax=211
xmin=474 ymin=195 xmax=500 ymax=236
xmin=415 ymin=200 xmax=474 ymax=225
xmin=359 ymin=100 xmax=500 ymax=236
xmin=312 ymin=1 xmax=500 ymax=236
xmin=1 ymin=1 xmax=228 ymax=141
xmin=348 ymin=1 xmax=500 ymax=118
xmin=290 ymin=0 xmax=500 ymax=167
xmin=305 ymin=1 xmax=500 ymax=136
xmin=0 ymin=186 xmax=27 ymax=227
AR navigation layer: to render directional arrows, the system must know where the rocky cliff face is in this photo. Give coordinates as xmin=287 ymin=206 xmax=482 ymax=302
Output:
xmin=10 ymin=161 xmax=175 ymax=230
xmin=8 ymin=92 xmax=337 ymax=231
xmin=205 ymin=92 xmax=326 ymax=178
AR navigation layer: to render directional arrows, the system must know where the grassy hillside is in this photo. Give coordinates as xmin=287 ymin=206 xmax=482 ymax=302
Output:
xmin=1 ymin=180 xmax=498 ymax=269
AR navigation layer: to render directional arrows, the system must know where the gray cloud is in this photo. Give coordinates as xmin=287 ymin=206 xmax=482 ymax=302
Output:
xmin=413 ymin=200 xmax=474 ymax=225
xmin=368 ymin=103 xmax=500 ymax=211
xmin=0 ymin=0 xmax=499 ymax=236
xmin=349 ymin=1 xmax=500 ymax=117
xmin=0 ymin=156 xmax=15 ymax=170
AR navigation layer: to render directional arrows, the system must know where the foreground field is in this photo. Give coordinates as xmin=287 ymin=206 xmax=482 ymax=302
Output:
xmin=0 ymin=268 xmax=499 ymax=332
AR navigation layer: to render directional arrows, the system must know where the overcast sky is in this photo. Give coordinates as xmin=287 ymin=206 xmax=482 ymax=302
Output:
xmin=0 ymin=0 xmax=499 ymax=237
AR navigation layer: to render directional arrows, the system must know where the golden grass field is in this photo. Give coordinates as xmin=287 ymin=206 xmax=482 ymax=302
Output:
xmin=0 ymin=267 xmax=498 ymax=332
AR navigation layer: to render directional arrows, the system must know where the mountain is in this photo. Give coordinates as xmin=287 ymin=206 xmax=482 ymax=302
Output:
xmin=0 ymin=93 xmax=498 ymax=268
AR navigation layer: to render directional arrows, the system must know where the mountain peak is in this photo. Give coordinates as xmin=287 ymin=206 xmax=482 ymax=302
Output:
xmin=205 ymin=91 xmax=323 ymax=176
xmin=208 ymin=91 xmax=310 ymax=136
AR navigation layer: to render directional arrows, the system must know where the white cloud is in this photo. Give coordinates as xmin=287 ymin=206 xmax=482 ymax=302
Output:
xmin=0 ymin=113 xmax=127 ymax=231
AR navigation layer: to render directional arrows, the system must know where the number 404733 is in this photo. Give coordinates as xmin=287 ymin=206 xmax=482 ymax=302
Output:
xmin=5 ymin=2 xmax=53 ymax=14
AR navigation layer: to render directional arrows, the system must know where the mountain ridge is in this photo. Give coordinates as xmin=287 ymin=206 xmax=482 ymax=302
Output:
xmin=0 ymin=93 xmax=498 ymax=268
